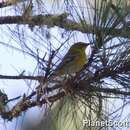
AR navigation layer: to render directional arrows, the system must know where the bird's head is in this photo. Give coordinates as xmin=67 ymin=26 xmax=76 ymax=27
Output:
xmin=70 ymin=42 xmax=90 ymax=53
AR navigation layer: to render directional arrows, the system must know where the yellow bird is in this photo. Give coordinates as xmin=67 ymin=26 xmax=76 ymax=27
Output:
xmin=53 ymin=42 xmax=90 ymax=76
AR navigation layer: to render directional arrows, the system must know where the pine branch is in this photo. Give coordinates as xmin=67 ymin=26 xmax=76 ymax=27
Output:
xmin=1 ymin=91 xmax=65 ymax=120
xmin=0 ymin=15 xmax=130 ymax=39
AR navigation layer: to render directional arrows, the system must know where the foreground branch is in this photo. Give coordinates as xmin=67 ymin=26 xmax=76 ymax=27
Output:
xmin=1 ymin=92 xmax=65 ymax=120
xmin=1 ymin=79 xmax=130 ymax=121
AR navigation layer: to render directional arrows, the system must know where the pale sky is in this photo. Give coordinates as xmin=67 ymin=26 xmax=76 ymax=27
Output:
xmin=0 ymin=0 xmax=129 ymax=130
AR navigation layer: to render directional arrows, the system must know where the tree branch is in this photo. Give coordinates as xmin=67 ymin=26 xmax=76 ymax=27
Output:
xmin=1 ymin=91 xmax=65 ymax=120
xmin=0 ymin=74 xmax=44 ymax=80
xmin=80 ymin=83 xmax=130 ymax=96
xmin=0 ymin=15 xmax=130 ymax=39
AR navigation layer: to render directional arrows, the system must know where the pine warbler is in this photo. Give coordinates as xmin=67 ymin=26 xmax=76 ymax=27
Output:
xmin=36 ymin=42 xmax=89 ymax=92
xmin=53 ymin=42 xmax=90 ymax=76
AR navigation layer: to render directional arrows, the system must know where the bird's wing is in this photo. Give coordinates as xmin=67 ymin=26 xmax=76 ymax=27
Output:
xmin=55 ymin=53 xmax=79 ymax=71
